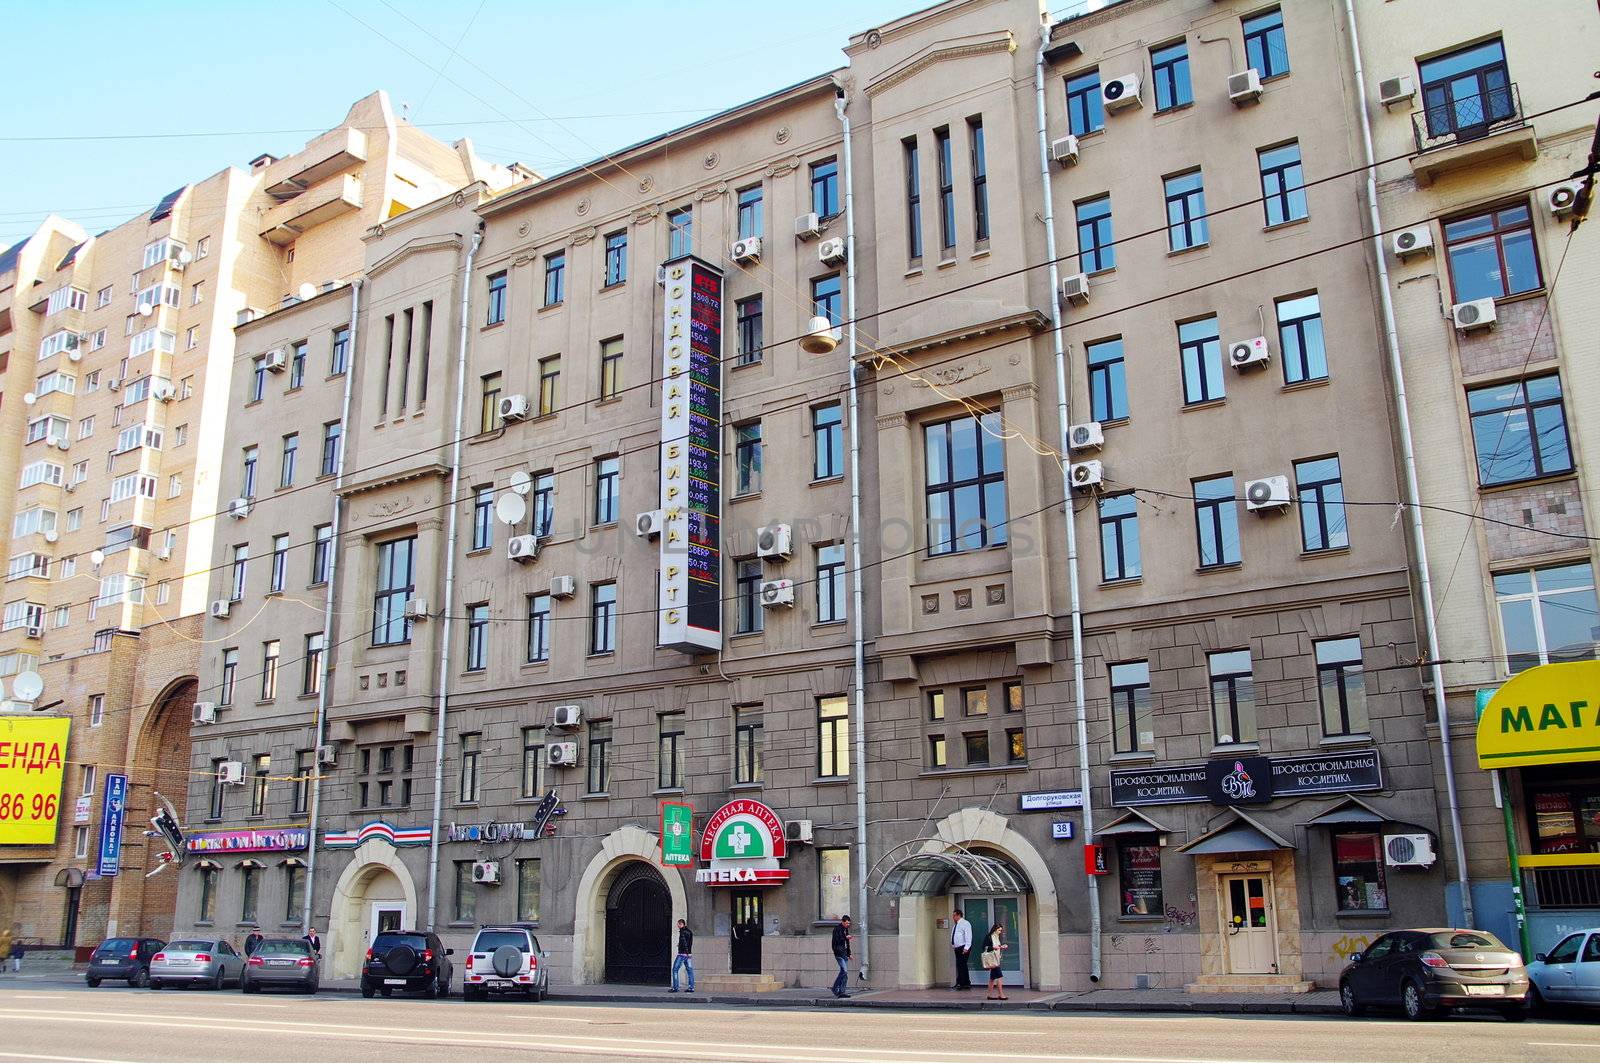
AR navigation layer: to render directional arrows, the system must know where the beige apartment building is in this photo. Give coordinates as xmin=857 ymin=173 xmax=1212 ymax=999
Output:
xmin=0 ymin=90 xmax=510 ymax=951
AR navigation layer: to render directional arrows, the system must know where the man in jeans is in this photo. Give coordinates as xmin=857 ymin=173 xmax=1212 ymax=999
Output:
xmin=950 ymin=907 xmax=972 ymax=990
xmin=830 ymin=914 xmax=852 ymax=998
xmin=669 ymin=918 xmax=695 ymax=993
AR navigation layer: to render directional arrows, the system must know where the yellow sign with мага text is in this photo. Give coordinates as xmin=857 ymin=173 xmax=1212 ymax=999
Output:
xmin=0 ymin=716 xmax=72 ymax=845
xmin=1476 ymin=661 xmax=1600 ymax=770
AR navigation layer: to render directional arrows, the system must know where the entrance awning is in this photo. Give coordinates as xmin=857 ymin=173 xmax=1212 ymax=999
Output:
xmin=1304 ymin=797 xmax=1385 ymax=828
xmin=53 ymin=867 xmax=85 ymax=888
xmin=1097 ymin=809 xmax=1174 ymax=838
xmin=877 ymin=851 xmax=1032 ymax=897
xmin=1178 ymin=809 xmax=1294 ymax=855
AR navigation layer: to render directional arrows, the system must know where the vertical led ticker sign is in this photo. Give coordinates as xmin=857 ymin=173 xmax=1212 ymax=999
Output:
xmin=658 ymin=256 xmax=723 ymax=653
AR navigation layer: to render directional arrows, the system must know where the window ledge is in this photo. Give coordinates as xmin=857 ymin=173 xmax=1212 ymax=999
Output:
xmin=296 ymin=693 xmax=319 ymax=702
xmin=1208 ymin=742 xmax=1260 ymax=756
xmin=730 ymin=358 xmax=764 ymax=371
xmin=937 ymin=257 xmax=958 ymax=270
xmin=1281 ymin=377 xmax=1330 ymax=393
xmin=730 ymin=491 xmax=763 ymax=503
xmin=729 ymin=782 xmax=763 ymax=792
xmin=1100 ymin=576 xmax=1142 ymax=589
xmin=1153 ymin=102 xmax=1195 ymax=118
xmin=600 ymin=282 xmax=626 ymax=293
xmin=520 ymin=661 xmax=551 ymax=672
xmin=917 ymin=764 xmax=1027 ymax=781
xmin=1116 ymin=915 xmax=1167 ymax=924
xmin=581 ymin=793 xmax=610 ymax=801
xmin=812 ymin=777 xmax=851 ymax=786
xmin=652 ymin=788 xmax=686 ymax=797
xmin=1196 ymin=561 xmax=1242 ymax=575
xmin=1181 ymin=398 xmax=1226 ymax=413
xmin=480 ymin=322 xmax=505 ymax=333
xmin=1300 ymin=546 xmax=1351 ymax=560
xmin=1166 ymin=242 xmax=1211 ymax=258
xmin=1086 ymin=266 xmax=1117 ymax=279
xmin=1263 ymin=216 xmax=1311 ymax=235
xmin=587 ymin=651 xmax=615 ymax=660
xmin=905 ymin=265 xmax=924 ymax=278
xmin=1477 ymin=471 xmax=1578 ymax=496
xmin=1320 ymin=733 xmax=1374 ymax=748
xmin=1108 ymin=751 xmax=1157 ymax=764
xmin=971 ymin=246 xmax=991 ymax=260
xmin=813 ymin=620 xmax=847 ymax=630
xmin=465 ymin=548 xmax=491 ymax=557
xmin=811 ymin=474 xmax=845 ymax=487
xmin=1335 ymin=909 xmax=1391 ymax=919
xmin=538 ymin=302 xmax=563 ymax=314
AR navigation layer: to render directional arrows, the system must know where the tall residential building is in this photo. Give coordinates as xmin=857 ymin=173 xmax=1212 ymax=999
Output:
xmin=0 ymin=90 xmax=515 ymax=949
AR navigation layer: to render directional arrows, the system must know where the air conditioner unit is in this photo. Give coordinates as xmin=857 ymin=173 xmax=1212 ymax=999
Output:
xmin=155 ymin=545 xmax=172 ymax=561
xmin=730 ymin=237 xmax=762 ymax=263
xmin=549 ymin=575 xmax=576 ymax=598
xmin=1060 ymin=272 xmax=1090 ymax=306
xmin=546 ymin=741 xmax=579 ymax=767
xmin=1069 ymin=460 xmax=1103 ymax=491
xmin=1051 ymin=134 xmax=1080 ymax=166
xmin=152 ymin=381 xmax=175 ymax=402
xmin=1101 ymin=74 xmax=1142 ymax=112
xmin=756 ymin=523 xmax=792 ymax=560
xmin=192 ymin=702 xmax=217 ymax=725
xmin=219 ymin=761 xmax=246 ymax=785
xmin=402 ymin=598 xmax=429 ymax=621
xmin=1392 ymin=226 xmax=1433 ymax=259
xmin=263 ymin=349 xmax=287 ymax=373
xmin=106 ymin=378 xmax=121 ymax=392
xmin=228 ymin=497 xmax=251 ymax=519
xmin=24 ymin=625 xmax=42 ymax=640
xmin=818 ymin=238 xmax=847 ymax=266
xmin=1228 ymin=336 xmax=1271 ymax=370
xmin=498 ymin=394 xmax=532 ymax=422
xmin=1383 ymin=833 xmax=1437 ymax=868
xmin=1228 ymin=69 xmax=1263 ymax=105
xmin=552 ymin=704 xmax=583 ymax=730
xmin=472 ymin=860 xmax=502 ymax=885
xmin=784 ymin=819 xmax=814 ymax=845
xmin=794 ymin=212 xmax=823 ymax=241
xmin=1244 ymin=475 xmax=1291 ymax=512
xmin=1548 ymin=182 xmax=1580 ymax=218
xmin=507 ymin=535 xmax=540 ymax=562
xmin=635 ymin=510 xmax=663 ymax=539
xmin=1452 ymin=298 xmax=1497 ymax=332
xmin=317 ymin=744 xmax=338 ymax=767
xmin=1378 ymin=75 xmax=1415 ymax=108
xmin=760 ymin=579 xmax=795 ymax=608
xmin=1067 ymin=421 xmax=1104 ymax=452
xmin=209 ymin=599 xmax=231 ymax=619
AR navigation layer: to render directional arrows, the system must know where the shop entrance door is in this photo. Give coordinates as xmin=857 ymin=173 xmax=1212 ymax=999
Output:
xmin=959 ymin=895 xmax=1026 ymax=987
xmin=369 ymin=903 xmax=405 ymax=945
xmin=1219 ymin=873 xmax=1277 ymax=974
xmin=730 ymin=890 xmax=763 ymax=974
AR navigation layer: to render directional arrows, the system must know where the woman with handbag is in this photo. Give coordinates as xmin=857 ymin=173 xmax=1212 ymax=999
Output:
xmin=981 ymin=922 xmax=1007 ymax=1000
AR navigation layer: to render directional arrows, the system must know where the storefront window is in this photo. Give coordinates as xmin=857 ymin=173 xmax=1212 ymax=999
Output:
xmin=819 ymin=847 xmax=851 ymax=922
xmin=1527 ymin=784 xmax=1600 ymax=854
xmin=1332 ymin=831 xmax=1388 ymax=911
xmin=1118 ymin=841 xmax=1163 ymax=916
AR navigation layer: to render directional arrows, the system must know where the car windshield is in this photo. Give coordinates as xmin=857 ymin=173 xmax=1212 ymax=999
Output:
xmin=96 ymin=939 xmax=137 ymax=953
xmin=375 ymin=934 xmax=428 ymax=951
xmin=166 ymin=940 xmax=212 ymax=952
xmin=256 ymin=940 xmax=310 ymax=955
xmin=475 ymin=931 xmax=529 ymax=952
xmin=1429 ymin=931 xmax=1503 ymax=950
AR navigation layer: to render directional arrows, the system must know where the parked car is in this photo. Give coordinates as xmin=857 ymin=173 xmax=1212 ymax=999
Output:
xmin=242 ymin=937 xmax=320 ymax=994
xmin=462 ymin=924 xmax=548 ymax=1001
xmin=85 ymin=937 xmax=165 ymax=988
xmin=360 ymin=929 xmax=452 ymax=999
xmin=1526 ymin=927 xmax=1600 ymax=1011
xmin=148 ymin=938 xmax=245 ymax=990
xmin=1339 ymin=928 xmax=1529 ymax=1021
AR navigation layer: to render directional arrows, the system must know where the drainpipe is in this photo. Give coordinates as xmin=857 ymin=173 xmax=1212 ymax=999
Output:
xmin=1035 ymin=30 xmax=1101 ymax=983
xmin=1342 ymin=0 xmax=1473 ymax=925
xmin=425 ymin=223 xmax=486 ymax=931
xmin=834 ymin=85 xmax=870 ymax=984
xmin=302 ymin=277 xmax=361 ymax=933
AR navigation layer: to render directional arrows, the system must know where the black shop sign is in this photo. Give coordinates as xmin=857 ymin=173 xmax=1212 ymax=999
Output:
xmin=1110 ymin=749 xmax=1382 ymax=807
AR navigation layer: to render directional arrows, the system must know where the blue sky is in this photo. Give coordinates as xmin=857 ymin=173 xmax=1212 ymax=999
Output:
xmin=0 ymin=0 xmax=931 ymax=247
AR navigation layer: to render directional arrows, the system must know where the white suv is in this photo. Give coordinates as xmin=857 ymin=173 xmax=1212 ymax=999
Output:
xmin=463 ymin=924 xmax=549 ymax=1001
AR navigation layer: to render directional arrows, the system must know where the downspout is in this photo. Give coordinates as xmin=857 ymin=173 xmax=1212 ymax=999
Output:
xmin=425 ymin=223 xmax=486 ymax=931
xmin=1342 ymin=0 xmax=1473 ymax=924
xmin=302 ymin=277 xmax=362 ymax=932
xmin=1036 ymin=31 xmax=1101 ymax=982
xmin=834 ymin=85 xmax=870 ymax=983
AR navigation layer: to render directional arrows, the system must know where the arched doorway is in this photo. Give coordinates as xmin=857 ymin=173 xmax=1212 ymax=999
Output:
xmin=604 ymin=863 xmax=670 ymax=984
xmin=571 ymin=826 xmax=687 ymax=985
xmin=128 ymin=677 xmax=197 ymax=939
xmin=327 ymin=841 xmax=419 ymax=981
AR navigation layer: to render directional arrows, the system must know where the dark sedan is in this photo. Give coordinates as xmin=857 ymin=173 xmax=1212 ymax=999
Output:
xmin=86 ymin=938 xmax=165 ymax=988
xmin=242 ymin=938 xmax=320 ymax=994
xmin=1339 ymin=928 xmax=1529 ymax=1020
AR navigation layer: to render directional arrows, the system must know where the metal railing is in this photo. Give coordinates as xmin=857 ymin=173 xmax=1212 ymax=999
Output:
xmin=1525 ymin=865 xmax=1600 ymax=910
xmin=1412 ymin=82 xmax=1525 ymax=152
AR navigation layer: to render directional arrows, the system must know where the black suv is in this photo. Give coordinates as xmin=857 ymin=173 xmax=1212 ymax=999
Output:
xmin=361 ymin=930 xmax=452 ymax=998
xmin=86 ymin=937 xmax=165 ymax=988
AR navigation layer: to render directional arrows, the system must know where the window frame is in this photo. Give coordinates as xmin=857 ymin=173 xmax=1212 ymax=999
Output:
xmin=817 ymin=695 xmax=850 ymax=779
xmin=371 ymin=536 xmax=417 ymax=647
xmin=1294 ymin=455 xmax=1348 ymax=553
xmin=734 ymin=422 xmax=762 ymax=497
xmin=1466 ymin=373 xmax=1572 ymax=487
xmin=734 ymin=706 xmax=763 ymax=785
xmin=810 ymin=158 xmax=840 ymax=220
xmin=1315 ymin=636 xmax=1368 ymax=737
xmin=904 ymin=136 xmax=923 ymax=261
xmin=1208 ymin=649 xmax=1257 ymax=746
xmin=598 ymin=339 xmax=623 ymax=401
xmin=1242 ymin=7 xmax=1290 ymax=80
xmin=815 ymin=543 xmax=846 ymax=625
xmin=464 ymin=603 xmax=489 ymax=672
xmin=1164 ymin=169 xmax=1209 ymax=252
xmin=590 ymin=582 xmax=617 ymax=655
xmin=1150 ymin=39 xmax=1193 ymax=111
xmin=526 ymin=592 xmax=551 ymax=663
xmin=736 ymin=186 xmax=763 ymax=241
xmin=968 ymin=117 xmax=989 ymax=243
xmin=1098 ymin=492 xmax=1140 ymax=583
xmin=1178 ymin=316 xmax=1224 ymax=405
xmin=1493 ymin=563 xmax=1600 ymax=673
xmin=1258 ymin=141 xmax=1308 ymax=226
xmin=934 ymin=128 xmax=955 ymax=251
xmin=593 ymin=456 xmax=620 ymax=526
xmin=1276 ymin=292 xmax=1328 ymax=384
xmin=1110 ymin=660 xmax=1153 ymax=754
xmin=735 ymin=296 xmax=764 ymax=366
xmin=1193 ymin=475 xmax=1240 ymax=569
xmin=1076 ymin=194 xmax=1115 ymax=274
xmin=657 ymin=712 xmax=685 ymax=790
xmin=1065 ymin=69 xmax=1104 ymax=136
xmin=735 ymin=558 xmax=764 ymax=635
xmin=924 ymin=413 xmax=1008 ymax=557
xmin=603 ymin=231 xmax=628 ymax=288
xmin=485 ymin=271 xmax=507 ymax=326
xmin=543 ymin=251 xmax=566 ymax=306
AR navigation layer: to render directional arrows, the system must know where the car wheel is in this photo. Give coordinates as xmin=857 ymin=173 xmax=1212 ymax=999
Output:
xmin=148 ymin=979 xmax=162 ymax=990
xmin=86 ymin=977 xmax=102 ymax=988
xmin=242 ymin=977 xmax=258 ymax=994
xmin=422 ymin=980 xmax=436 ymax=1000
xmin=1401 ymin=981 xmax=1434 ymax=1021
xmin=1502 ymin=1002 xmax=1529 ymax=1022
xmin=464 ymin=987 xmax=484 ymax=1002
xmin=131 ymin=968 xmax=148 ymax=989
xmin=380 ymin=987 xmax=392 ymax=997
xmin=306 ymin=979 xmax=319 ymax=994
xmin=360 ymin=980 xmax=376 ymax=999
xmin=1528 ymin=985 xmax=1547 ymax=1015
xmin=1339 ymin=981 xmax=1364 ymax=1017
xmin=436 ymin=979 xmax=449 ymax=999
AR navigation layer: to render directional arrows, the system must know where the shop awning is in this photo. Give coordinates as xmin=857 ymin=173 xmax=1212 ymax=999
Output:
xmin=1097 ymin=809 xmax=1174 ymax=838
xmin=193 ymin=860 xmax=222 ymax=871
xmin=1304 ymin=797 xmax=1386 ymax=828
xmin=1179 ymin=810 xmax=1294 ymax=855
xmin=53 ymin=867 xmax=85 ymax=888
xmin=278 ymin=857 xmax=306 ymax=868
xmin=237 ymin=859 xmax=265 ymax=870
xmin=1476 ymin=661 xmax=1600 ymax=769
xmin=876 ymin=850 xmax=1032 ymax=897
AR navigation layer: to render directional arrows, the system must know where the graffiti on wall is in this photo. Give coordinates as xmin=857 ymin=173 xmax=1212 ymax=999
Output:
xmin=1329 ymin=934 xmax=1373 ymax=965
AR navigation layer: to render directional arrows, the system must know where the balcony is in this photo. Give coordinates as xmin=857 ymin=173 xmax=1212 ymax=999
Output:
xmin=264 ymin=128 xmax=368 ymax=201
xmin=1409 ymin=83 xmax=1536 ymax=186
xmin=259 ymin=173 xmax=363 ymax=245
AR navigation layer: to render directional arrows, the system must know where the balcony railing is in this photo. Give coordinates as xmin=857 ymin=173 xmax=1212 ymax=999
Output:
xmin=1525 ymin=865 xmax=1600 ymax=910
xmin=1412 ymin=82 xmax=1525 ymax=153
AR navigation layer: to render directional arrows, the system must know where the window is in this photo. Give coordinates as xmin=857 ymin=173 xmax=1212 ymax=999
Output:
xmin=1242 ymin=7 xmax=1289 ymax=79
xmin=303 ymin=633 xmax=324 ymax=697
xmin=479 ymin=372 xmax=503 ymax=433
xmin=321 ymin=421 xmax=342 ymax=477
xmin=78 ymin=416 xmax=95 ymax=442
xmin=962 ymin=687 xmax=989 ymax=717
xmin=1258 ymin=142 xmax=1307 ymax=226
xmin=934 ymin=128 xmax=955 ymax=251
xmin=269 ymin=534 xmax=289 ymax=593
xmin=734 ymin=707 xmax=763 ymax=784
xmin=590 ymin=582 xmax=617 ymax=654
xmin=453 ymin=861 xmax=477 ymax=923
xmin=459 ymin=733 xmax=481 ymax=802
xmin=486 ymin=271 xmax=507 ymax=325
xmin=372 ymin=537 xmax=416 ymax=646
xmin=89 ymin=694 xmax=105 ymax=727
xmin=292 ymin=750 xmax=312 ymax=814
xmin=1076 ymin=195 xmax=1115 ymax=274
xmin=1316 ymin=637 xmax=1367 ymax=737
xmin=964 ymin=732 xmax=990 ymax=767
xmin=593 ymin=457 xmax=619 ymax=525
xmin=1333 ymin=832 xmax=1388 ymax=911
xmin=174 ymin=422 xmax=188 ymax=446
xmin=734 ymin=422 xmax=762 ymax=496
xmin=810 ymin=158 xmax=839 ymax=219
xmin=311 ymin=524 xmax=333 ymax=585
xmin=1208 ymin=649 xmax=1256 ymax=745
xmin=1294 ymin=456 xmax=1348 ymax=552
xmin=239 ymin=865 xmax=260 ymax=922
xmin=1119 ymin=841 xmax=1164 ymax=915
xmin=260 ymin=640 xmax=280 ymax=701
xmin=288 ymin=340 xmax=306 ymax=388
xmin=1098 ymin=493 xmax=1140 ymax=582
xmin=1277 ymin=293 xmax=1327 ymax=384
xmin=471 ymin=487 xmax=493 ymax=551
xmin=904 ymin=137 xmax=923 ymax=260
xmin=819 ymin=847 xmax=851 ymax=922
xmin=1178 ymin=316 xmax=1224 ymax=405
xmin=285 ymin=864 xmax=307 ymax=923
xmin=526 ymin=593 xmax=551 ymax=663
xmin=516 ymin=859 xmax=541 ymax=923
xmin=1086 ymin=337 xmax=1127 ymax=423
xmin=817 ymin=696 xmax=849 ymax=778
xmin=929 ymin=691 xmax=946 ymax=721
xmin=1006 ymin=682 xmax=1024 ymax=714
xmin=250 ymin=754 xmax=270 ymax=816
xmin=1419 ymin=38 xmax=1513 ymax=142
xmin=520 ymin=728 xmax=546 ymax=798
xmin=735 ymin=559 xmax=764 ymax=635
xmin=811 ymin=275 xmax=843 ymax=329
xmin=657 ymin=712 xmax=685 ymax=790
xmin=220 ymin=649 xmax=238 ymax=706
xmin=36 ymin=371 xmax=75 ymax=398
xmin=925 ymin=413 xmax=1008 ymax=556
xmin=80 ymin=764 xmax=96 ymax=798
xmin=1193 ymin=475 xmax=1240 ymax=568
xmin=968 ymin=117 xmax=988 ymax=242
xmin=599 ymin=339 xmax=622 ymax=401
xmin=735 ymin=297 xmax=763 ymax=365
xmin=250 ymin=357 xmax=267 ymax=403
xmin=537 ymin=355 xmax=560 ymax=415
xmin=356 ymin=743 xmax=413 ymax=809
xmin=736 ymin=186 xmax=763 ymax=240
xmin=465 ymin=603 xmax=489 ymax=672
xmin=603 ymin=232 xmax=627 ymax=287
xmin=1164 ymin=170 xmax=1209 ymax=251
xmin=587 ymin=721 xmax=612 ymax=793
xmin=1151 ymin=40 xmax=1193 ymax=110
xmin=331 ymin=326 xmax=350 ymax=375
xmin=209 ymin=758 xmax=228 ymax=819
xmin=667 ymin=207 xmax=693 ymax=258
xmin=198 ymin=865 xmax=218 ymax=921
xmin=544 ymin=251 xmax=566 ymax=305
xmin=1065 ymin=70 xmax=1104 ymax=136
xmin=279 ymin=434 xmax=298 ymax=488
xmin=96 ymin=285 xmax=113 ymax=308
xmin=531 ymin=471 xmax=554 ymax=538
xmin=1494 ymin=563 xmax=1599 ymax=673
xmin=230 ymin=545 xmax=249 ymax=601
xmin=241 ymin=446 xmax=259 ymax=498
xmin=1467 ymin=374 xmax=1572 ymax=486
xmin=816 ymin=544 xmax=846 ymax=624
xmin=19 ymin=462 xmax=64 ymax=489
xmin=196 ymin=236 xmax=210 ymax=258
xmin=810 ymin=403 xmax=844 ymax=480
xmin=1110 ymin=661 xmax=1153 ymax=754
xmin=1007 ymin=727 xmax=1027 ymax=763
xmin=929 ymin=734 xmax=948 ymax=768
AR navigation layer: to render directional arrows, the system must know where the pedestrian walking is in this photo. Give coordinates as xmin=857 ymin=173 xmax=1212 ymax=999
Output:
xmin=950 ymin=908 xmax=972 ymax=990
xmin=830 ymin=914 xmax=852 ymax=998
xmin=669 ymin=918 xmax=695 ymax=993
xmin=0 ymin=927 xmax=11 ymax=975
xmin=244 ymin=925 xmax=264 ymax=957
xmin=7 ymin=930 xmax=22 ymax=974
xmin=303 ymin=927 xmax=322 ymax=955
xmin=981 ymin=922 xmax=1007 ymax=1000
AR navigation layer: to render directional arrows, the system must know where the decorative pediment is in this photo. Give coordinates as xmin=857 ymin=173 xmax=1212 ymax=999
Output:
xmin=865 ymin=31 xmax=1017 ymax=98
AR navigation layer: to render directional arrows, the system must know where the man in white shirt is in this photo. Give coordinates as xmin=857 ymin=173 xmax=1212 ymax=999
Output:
xmin=950 ymin=908 xmax=973 ymax=990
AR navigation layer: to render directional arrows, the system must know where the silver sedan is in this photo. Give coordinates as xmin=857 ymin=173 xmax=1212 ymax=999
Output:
xmin=149 ymin=938 xmax=245 ymax=990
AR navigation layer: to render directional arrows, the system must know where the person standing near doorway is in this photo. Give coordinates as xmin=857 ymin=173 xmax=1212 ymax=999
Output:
xmin=669 ymin=919 xmax=695 ymax=993
xmin=950 ymin=907 xmax=973 ymax=990
xmin=830 ymin=914 xmax=852 ymax=998
xmin=982 ymin=922 xmax=1007 ymax=1000
xmin=244 ymin=925 xmax=264 ymax=957
xmin=302 ymin=926 xmax=322 ymax=955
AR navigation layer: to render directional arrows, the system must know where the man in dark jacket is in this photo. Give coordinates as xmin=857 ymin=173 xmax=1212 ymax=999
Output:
xmin=669 ymin=919 xmax=695 ymax=993
xmin=244 ymin=925 xmax=264 ymax=957
xmin=303 ymin=927 xmax=322 ymax=955
xmin=830 ymin=914 xmax=852 ymax=998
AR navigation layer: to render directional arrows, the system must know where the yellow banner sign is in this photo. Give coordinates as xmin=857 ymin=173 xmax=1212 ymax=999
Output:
xmin=1476 ymin=661 xmax=1600 ymax=769
xmin=0 ymin=716 xmax=72 ymax=845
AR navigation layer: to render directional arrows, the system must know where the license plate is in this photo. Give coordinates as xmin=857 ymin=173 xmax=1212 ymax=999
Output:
xmin=97 ymin=959 xmax=117 ymax=965
xmin=170 ymin=959 xmax=191 ymax=966
xmin=269 ymin=960 xmax=292 ymax=967
xmin=1465 ymin=985 xmax=1503 ymax=996
xmin=384 ymin=978 xmax=407 ymax=985
xmin=490 ymin=979 xmax=514 ymax=988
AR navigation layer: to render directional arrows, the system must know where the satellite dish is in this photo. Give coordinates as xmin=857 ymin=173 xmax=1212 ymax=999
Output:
xmin=495 ymin=491 xmax=527 ymax=526
xmin=90 ymin=549 xmax=105 ymax=567
xmin=22 ymin=392 xmax=36 ymax=406
xmin=12 ymin=671 xmax=44 ymax=703
xmin=297 ymin=282 xmax=317 ymax=302
xmin=508 ymin=469 xmax=532 ymax=496
xmin=137 ymin=302 xmax=154 ymax=317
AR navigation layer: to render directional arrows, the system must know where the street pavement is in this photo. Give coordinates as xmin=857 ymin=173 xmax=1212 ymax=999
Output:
xmin=0 ymin=977 xmax=1596 ymax=1063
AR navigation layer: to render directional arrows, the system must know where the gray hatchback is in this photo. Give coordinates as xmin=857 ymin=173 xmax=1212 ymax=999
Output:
xmin=242 ymin=938 xmax=320 ymax=994
xmin=1339 ymin=928 xmax=1529 ymax=1020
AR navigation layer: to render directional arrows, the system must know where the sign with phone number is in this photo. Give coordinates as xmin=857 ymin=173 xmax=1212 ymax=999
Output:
xmin=0 ymin=717 xmax=72 ymax=845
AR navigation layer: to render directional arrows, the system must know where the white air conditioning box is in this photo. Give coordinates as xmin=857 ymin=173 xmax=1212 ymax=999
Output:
xmin=152 ymin=381 xmax=175 ymax=402
xmin=1378 ymin=75 xmax=1415 ymax=108
xmin=760 ymin=579 xmax=795 ymax=607
xmin=1384 ymin=833 xmax=1437 ymax=868
xmin=1453 ymin=298 xmax=1497 ymax=332
xmin=219 ymin=761 xmax=245 ymax=785
xmin=549 ymin=575 xmax=576 ymax=598
xmin=1228 ymin=69 xmax=1263 ymax=105
xmin=472 ymin=860 xmax=501 ymax=885
xmin=507 ymin=535 xmax=540 ymax=562
xmin=498 ymin=394 xmax=532 ymax=422
xmin=552 ymin=704 xmax=583 ymax=730
xmin=756 ymin=523 xmax=792 ymax=560
xmin=192 ymin=702 xmax=217 ymax=725
xmin=1069 ymin=460 xmax=1104 ymax=491
xmin=1060 ymin=272 xmax=1090 ymax=306
xmin=228 ymin=497 xmax=251 ymax=519
xmin=546 ymin=741 xmax=579 ymax=767
xmin=1051 ymin=135 xmax=1080 ymax=166
xmin=818 ymin=238 xmax=847 ymax=266
xmin=795 ymin=212 xmax=823 ymax=240
xmin=1101 ymin=74 xmax=1142 ymax=112
xmin=317 ymin=744 xmax=338 ymax=767
xmin=263 ymin=349 xmax=287 ymax=373
xmin=1548 ymin=182 xmax=1580 ymax=218
xmin=1067 ymin=421 xmax=1104 ymax=452
xmin=784 ymin=819 xmax=814 ymax=844
xmin=209 ymin=599 xmax=231 ymax=619
xmin=1392 ymin=226 xmax=1433 ymax=258
xmin=1228 ymin=336 xmax=1271 ymax=370
xmin=1244 ymin=475 xmax=1291 ymax=512
xmin=635 ymin=510 xmax=663 ymax=539
xmin=730 ymin=237 xmax=762 ymax=263
xmin=402 ymin=598 xmax=428 ymax=621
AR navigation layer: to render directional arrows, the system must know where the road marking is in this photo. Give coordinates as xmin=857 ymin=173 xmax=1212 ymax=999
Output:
xmin=0 ymin=1053 xmax=142 ymax=1063
xmin=1527 ymin=1043 xmax=1600 ymax=1050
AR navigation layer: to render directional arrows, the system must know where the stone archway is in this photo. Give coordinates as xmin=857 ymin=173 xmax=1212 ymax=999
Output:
xmin=326 ymin=839 xmax=420 ymax=980
xmin=570 ymin=825 xmax=687 ymax=985
xmin=124 ymin=676 xmax=197 ymax=939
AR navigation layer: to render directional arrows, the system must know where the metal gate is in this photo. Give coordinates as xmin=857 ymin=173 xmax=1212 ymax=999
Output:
xmin=604 ymin=863 xmax=670 ymax=985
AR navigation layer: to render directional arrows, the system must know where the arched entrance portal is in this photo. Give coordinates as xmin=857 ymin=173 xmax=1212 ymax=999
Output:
xmin=327 ymin=840 xmax=420 ymax=980
xmin=571 ymin=825 xmax=687 ymax=985
xmin=127 ymin=677 xmax=197 ymax=939
xmin=604 ymin=863 xmax=670 ymax=984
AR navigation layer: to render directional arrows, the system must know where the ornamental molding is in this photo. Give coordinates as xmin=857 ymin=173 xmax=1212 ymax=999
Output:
xmin=910 ymin=360 xmax=990 ymax=389
xmin=865 ymin=31 xmax=1016 ymax=98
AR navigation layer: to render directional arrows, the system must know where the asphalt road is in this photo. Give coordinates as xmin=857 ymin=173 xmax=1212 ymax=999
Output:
xmin=0 ymin=981 xmax=1595 ymax=1063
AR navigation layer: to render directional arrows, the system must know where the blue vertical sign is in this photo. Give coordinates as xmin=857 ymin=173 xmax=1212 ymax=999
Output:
xmin=97 ymin=773 xmax=128 ymax=877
